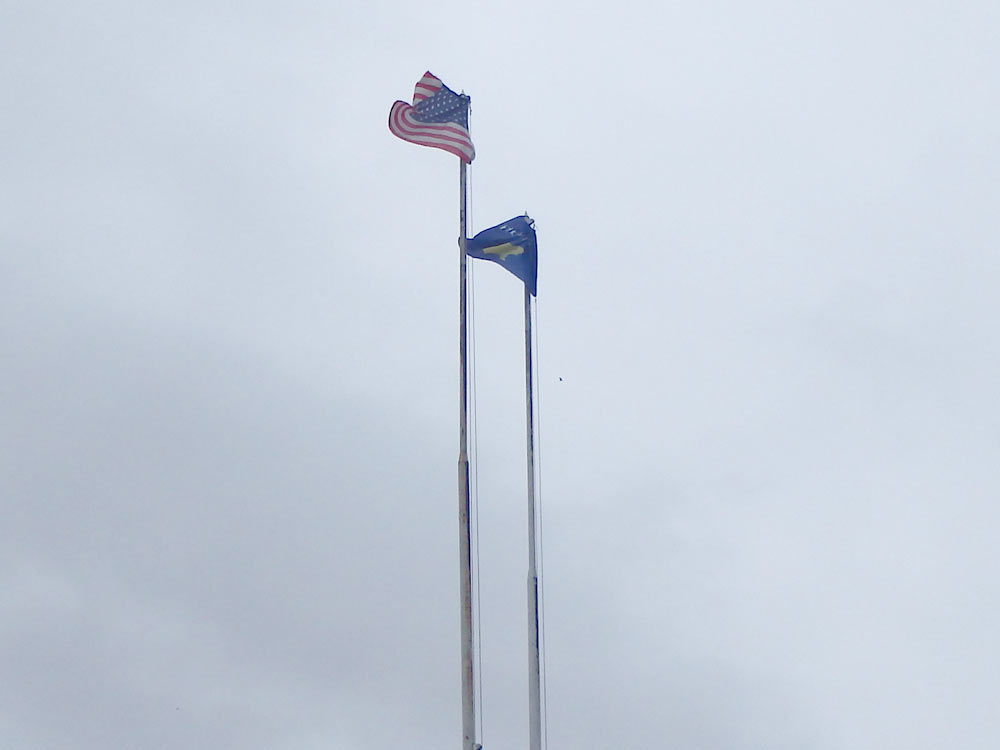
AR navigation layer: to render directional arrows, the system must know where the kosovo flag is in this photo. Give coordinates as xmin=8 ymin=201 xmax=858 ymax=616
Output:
xmin=466 ymin=216 xmax=538 ymax=296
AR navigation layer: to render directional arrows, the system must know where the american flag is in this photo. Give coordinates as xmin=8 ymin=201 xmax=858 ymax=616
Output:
xmin=388 ymin=72 xmax=475 ymax=163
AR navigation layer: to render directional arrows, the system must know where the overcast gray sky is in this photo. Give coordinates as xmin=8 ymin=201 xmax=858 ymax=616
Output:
xmin=3 ymin=1 xmax=999 ymax=748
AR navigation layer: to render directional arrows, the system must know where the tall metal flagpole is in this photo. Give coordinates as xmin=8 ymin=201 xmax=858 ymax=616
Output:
xmin=457 ymin=160 xmax=478 ymax=750
xmin=524 ymin=286 xmax=542 ymax=750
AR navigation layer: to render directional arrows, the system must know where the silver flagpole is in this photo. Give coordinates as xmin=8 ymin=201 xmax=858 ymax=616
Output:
xmin=457 ymin=159 xmax=478 ymax=750
xmin=524 ymin=285 xmax=542 ymax=750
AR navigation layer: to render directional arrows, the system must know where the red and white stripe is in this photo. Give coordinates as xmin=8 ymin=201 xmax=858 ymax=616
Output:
xmin=412 ymin=71 xmax=441 ymax=103
xmin=388 ymin=72 xmax=475 ymax=163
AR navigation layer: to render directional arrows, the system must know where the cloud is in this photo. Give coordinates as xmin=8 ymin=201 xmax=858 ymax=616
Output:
xmin=0 ymin=279 xmax=464 ymax=748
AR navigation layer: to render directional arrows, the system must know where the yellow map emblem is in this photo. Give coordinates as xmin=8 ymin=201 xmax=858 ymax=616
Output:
xmin=482 ymin=242 xmax=524 ymax=261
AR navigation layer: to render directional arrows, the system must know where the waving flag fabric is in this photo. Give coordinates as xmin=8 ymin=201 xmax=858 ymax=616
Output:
xmin=467 ymin=216 xmax=537 ymax=296
xmin=389 ymin=72 xmax=475 ymax=163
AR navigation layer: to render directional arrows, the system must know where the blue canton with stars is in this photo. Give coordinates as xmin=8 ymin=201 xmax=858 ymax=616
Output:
xmin=414 ymin=84 xmax=470 ymax=129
